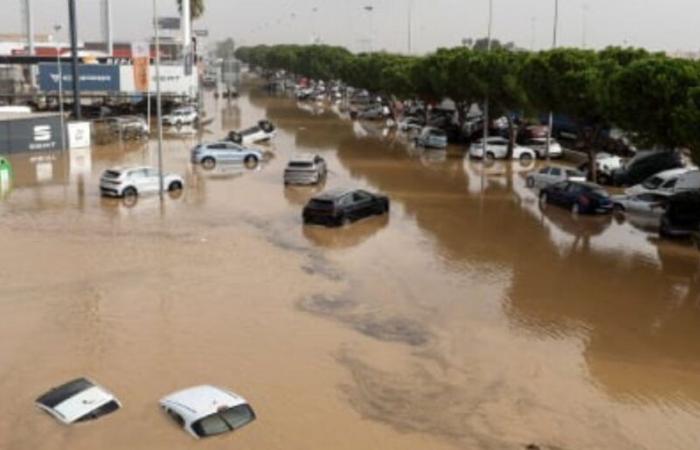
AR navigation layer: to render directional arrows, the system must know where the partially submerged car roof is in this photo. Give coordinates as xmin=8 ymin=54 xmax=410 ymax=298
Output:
xmin=314 ymin=188 xmax=356 ymax=201
xmin=160 ymin=385 xmax=248 ymax=422
xmin=36 ymin=378 xmax=120 ymax=424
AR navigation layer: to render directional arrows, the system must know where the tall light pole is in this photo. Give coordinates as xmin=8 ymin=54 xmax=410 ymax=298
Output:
xmin=482 ymin=0 xmax=493 ymax=158
xmin=364 ymin=5 xmax=374 ymax=52
xmin=54 ymin=25 xmax=66 ymax=151
xmin=545 ymin=0 xmax=559 ymax=160
xmin=68 ymin=0 xmax=81 ymax=119
xmin=153 ymin=0 xmax=164 ymax=197
xmin=407 ymin=0 xmax=413 ymax=54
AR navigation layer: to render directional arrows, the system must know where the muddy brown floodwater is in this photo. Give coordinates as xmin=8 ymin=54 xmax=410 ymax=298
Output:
xmin=1 ymin=79 xmax=700 ymax=450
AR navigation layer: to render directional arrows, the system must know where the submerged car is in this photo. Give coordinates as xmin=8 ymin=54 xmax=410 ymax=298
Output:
xmin=659 ymin=191 xmax=700 ymax=239
xmin=36 ymin=378 xmax=121 ymax=425
xmin=611 ymin=192 xmax=669 ymax=215
xmin=303 ymin=188 xmax=390 ymax=227
xmin=162 ymin=107 xmax=198 ymax=127
xmin=414 ymin=127 xmax=448 ymax=149
xmin=611 ymin=150 xmax=683 ymax=187
xmin=398 ymin=117 xmax=425 ymax=133
xmin=108 ymin=115 xmax=149 ymax=139
xmin=523 ymin=137 xmax=563 ymax=159
xmin=539 ymin=180 xmax=613 ymax=214
xmin=526 ymin=165 xmax=586 ymax=189
xmin=100 ymin=166 xmax=184 ymax=197
xmin=284 ymin=154 xmax=327 ymax=185
xmin=625 ymin=168 xmax=700 ymax=197
xmin=191 ymin=142 xmax=263 ymax=169
xmin=228 ymin=120 xmax=276 ymax=145
xmin=160 ymin=385 xmax=256 ymax=439
xmin=469 ymin=137 xmax=536 ymax=161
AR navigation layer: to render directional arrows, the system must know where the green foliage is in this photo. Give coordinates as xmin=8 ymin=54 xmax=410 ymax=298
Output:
xmin=236 ymin=43 xmax=700 ymax=155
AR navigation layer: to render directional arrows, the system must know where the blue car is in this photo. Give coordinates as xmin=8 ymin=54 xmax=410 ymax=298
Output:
xmin=539 ymin=181 xmax=613 ymax=214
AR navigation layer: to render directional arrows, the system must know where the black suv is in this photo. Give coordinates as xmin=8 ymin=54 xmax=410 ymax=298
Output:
xmin=660 ymin=191 xmax=700 ymax=239
xmin=303 ymin=188 xmax=390 ymax=227
xmin=611 ymin=150 xmax=682 ymax=186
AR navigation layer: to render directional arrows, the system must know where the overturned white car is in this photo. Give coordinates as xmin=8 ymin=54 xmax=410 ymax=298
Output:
xmin=160 ymin=385 xmax=256 ymax=439
xmin=35 ymin=378 xmax=121 ymax=425
xmin=228 ymin=120 xmax=276 ymax=145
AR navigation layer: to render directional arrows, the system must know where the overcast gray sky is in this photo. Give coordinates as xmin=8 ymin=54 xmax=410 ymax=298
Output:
xmin=3 ymin=0 xmax=700 ymax=54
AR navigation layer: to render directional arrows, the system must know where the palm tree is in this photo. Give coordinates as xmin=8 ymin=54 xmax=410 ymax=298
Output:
xmin=176 ymin=0 xmax=204 ymax=20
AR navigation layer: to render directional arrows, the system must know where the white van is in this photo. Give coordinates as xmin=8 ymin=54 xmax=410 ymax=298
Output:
xmin=625 ymin=167 xmax=700 ymax=196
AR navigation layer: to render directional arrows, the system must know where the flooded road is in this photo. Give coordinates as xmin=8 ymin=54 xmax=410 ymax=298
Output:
xmin=1 ymin=80 xmax=700 ymax=450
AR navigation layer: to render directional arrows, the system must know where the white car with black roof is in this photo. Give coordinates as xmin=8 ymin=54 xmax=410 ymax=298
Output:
xmin=160 ymin=385 xmax=256 ymax=439
xmin=35 ymin=377 xmax=121 ymax=425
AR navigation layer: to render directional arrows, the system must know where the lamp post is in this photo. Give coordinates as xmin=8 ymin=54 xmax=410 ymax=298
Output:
xmin=68 ymin=0 xmax=81 ymax=119
xmin=545 ymin=0 xmax=558 ymax=161
xmin=482 ymin=0 xmax=493 ymax=159
xmin=364 ymin=5 xmax=374 ymax=52
xmin=54 ymin=25 xmax=66 ymax=151
xmin=407 ymin=0 xmax=413 ymax=54
xmin=153 ymin=0 xmax=164 ymax=197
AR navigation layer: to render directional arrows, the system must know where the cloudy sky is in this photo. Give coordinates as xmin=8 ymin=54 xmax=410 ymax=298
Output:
xmin=2 ymin=0 xmax=699 ymax=54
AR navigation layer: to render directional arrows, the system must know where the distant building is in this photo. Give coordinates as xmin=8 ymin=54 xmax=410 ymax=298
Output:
xmin=667 ymin=50 xmax=700 ymax=60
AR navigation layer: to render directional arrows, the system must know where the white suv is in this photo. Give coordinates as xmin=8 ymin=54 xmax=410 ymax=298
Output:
xmin=162 ymin=107 xmax=199 ymax=127
xmin=100 ymin=166 xmax=184 ymax=197
xmin=469 ymin=137 xmax=536 ymax=161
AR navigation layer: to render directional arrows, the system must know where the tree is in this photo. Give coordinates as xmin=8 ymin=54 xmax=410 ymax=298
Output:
xmin=176 ymin=0 xmax=204 ymax=20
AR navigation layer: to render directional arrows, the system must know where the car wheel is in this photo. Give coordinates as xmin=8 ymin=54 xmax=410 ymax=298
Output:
xmin=526 ymin=177 xmax=535 ymax=188
xmin=519 ymin=152 xmax=533 ymax=162
xmin=485 ymin=152 xmax=496 ymax=161
xmin=244 ymin=155 xmax=259 ymax=168
xmin=202 ymin=157 xmax=216 ymax=170
xmin=122 ymin=186 xmax=137 ymax=198
xmin=168 ymin=181 xmax=183 ymax=193
xmin=613 ymin=204 xmax=625 ymax=214
xmin=597 ymin=173 xmax=611 ymax=185
xmin=572 ymin=202 xmax=581 ymax=215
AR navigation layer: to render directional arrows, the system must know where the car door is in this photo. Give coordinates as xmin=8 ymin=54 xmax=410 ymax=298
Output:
xmin=352 ymin=191 xmax=375 ymax=218
xmin=129 ymin=168 xmax=150 ymax=193
xmin=549 ymin=182 xmax=570 ymax=206
xmin=225 ymin=143 xmax=245 ymax=162
xmin=143 ymin=168 xmax=161 ymax=193
xmin=548 ymin=167 xmax=563 ymax=185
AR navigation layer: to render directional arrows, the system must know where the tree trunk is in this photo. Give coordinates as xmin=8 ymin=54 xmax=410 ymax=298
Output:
xmin=506 ymin=114 xmax=515 ymax=159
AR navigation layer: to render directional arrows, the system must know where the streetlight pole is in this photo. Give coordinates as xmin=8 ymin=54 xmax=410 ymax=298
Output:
xmin=364 ymin=6 xmax=374 ymax=52
xmin=546 ymin=0 xmax=558 ymax=161
xmin=407 ymin=0 xmax=413 ymax=54
xmin=54 ymin=25 xmax=66 ymax=151
xmin=482 ymin=0 xmax=493 ymax=158
xmin=68 ymin=0 xmax=81 ymax=119
xmin=153 ymin=0 xmax=164 ymax=197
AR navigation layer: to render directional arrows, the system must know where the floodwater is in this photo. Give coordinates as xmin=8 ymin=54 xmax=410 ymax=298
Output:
xmin=1 ymin=80 xmax=700 ymax=450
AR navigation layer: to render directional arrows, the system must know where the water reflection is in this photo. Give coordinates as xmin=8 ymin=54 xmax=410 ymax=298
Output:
xmin=302 ymin=214 xmax=390 ymax=249
xmin=283 ymin=182 xmax=326 ymax=206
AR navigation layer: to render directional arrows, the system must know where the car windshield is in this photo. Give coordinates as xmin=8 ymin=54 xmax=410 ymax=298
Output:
xmin=103 ymin=170 xmax=122 ymax=179
xmin=75 ymin=400 xmax=120 ymax=423
xmin=192 ymin=405 xmax=255 ymax=438
xmin=642 ymin=176 xmax=664 ymax=189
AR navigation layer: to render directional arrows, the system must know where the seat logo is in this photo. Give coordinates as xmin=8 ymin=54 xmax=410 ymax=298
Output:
xmin=34 ymin=125 xmax=52 ymax=142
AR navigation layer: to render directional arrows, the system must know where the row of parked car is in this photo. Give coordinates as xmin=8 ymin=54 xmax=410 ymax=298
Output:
xmin=36 ymin=377 xmax=255 ymax=439
xmin=527 ymin=163 xmax=700 ymax=241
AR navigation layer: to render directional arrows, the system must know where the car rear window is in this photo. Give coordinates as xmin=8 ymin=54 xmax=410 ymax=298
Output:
xmin=103 ymin=170 xmax=122 ymax=179
xmin=308 ymin=199 xmax=335 ymax=210
xmin=192 ymin=414 xmax=231 ymax=438
xmin=289 ymin=161 xmax=314 ymax=168
xmin=220 ymin=404 xmax=255 ymax=429
xmin=36 ymin=378 xmax=93 ymax=408
xmin=566 ymin=170 xmax=584 ymax=177
xmin=642 ymin=176 xmax=664 ymax=189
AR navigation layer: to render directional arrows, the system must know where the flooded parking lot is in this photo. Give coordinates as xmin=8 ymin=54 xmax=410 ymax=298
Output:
xmin=1 ymin=81 xmax=700 ymax=450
